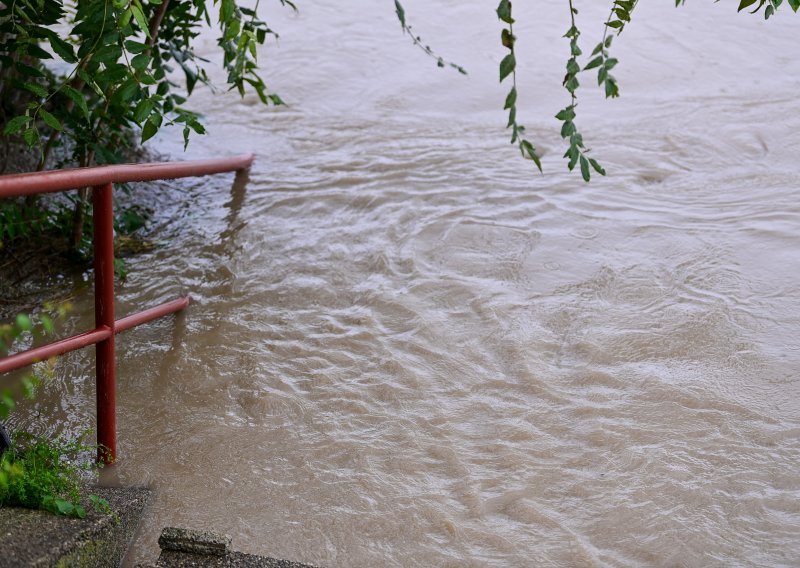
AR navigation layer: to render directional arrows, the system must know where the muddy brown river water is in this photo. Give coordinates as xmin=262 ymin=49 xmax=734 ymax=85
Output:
xmin=6 ymin=1 xmax=800 ymax=566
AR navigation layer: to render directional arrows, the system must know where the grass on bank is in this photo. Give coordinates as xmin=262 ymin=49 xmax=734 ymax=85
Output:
xmin=0 ymin=432 xmax=111 ymax=518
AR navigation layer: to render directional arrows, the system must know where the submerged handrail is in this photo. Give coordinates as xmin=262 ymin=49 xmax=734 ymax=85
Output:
xmin=0 ymin=153 xmax=254 ymax=463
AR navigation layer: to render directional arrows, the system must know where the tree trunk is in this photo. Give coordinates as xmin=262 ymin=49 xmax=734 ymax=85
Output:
xmin=71 ymin=150 xmax=95 ymax=253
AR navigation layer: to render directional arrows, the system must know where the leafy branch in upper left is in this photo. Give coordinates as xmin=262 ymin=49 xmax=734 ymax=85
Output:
xmin=0 ymin=0 xmax=288 ymax=252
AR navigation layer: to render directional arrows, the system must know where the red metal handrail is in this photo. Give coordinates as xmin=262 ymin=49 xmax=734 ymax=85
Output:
xmin=0 ymin=154 xmax=254 ymax=464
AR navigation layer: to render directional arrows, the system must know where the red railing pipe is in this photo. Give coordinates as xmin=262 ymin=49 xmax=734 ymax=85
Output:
xmin=115 ymin=297 xmax=190 ymax=333
xmin=0 ymin=154 xmax=254 ymax=464
xmin=0 ymin=327 xmax=112 ymax=374
xmin=0 ymin=298 xmax=191 ymax=375
xmin=0 ymin=154 xmax=254 ymax=198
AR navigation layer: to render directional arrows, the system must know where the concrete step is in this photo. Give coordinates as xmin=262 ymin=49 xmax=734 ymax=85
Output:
xmin=0 ymin=486 xmax=150 ymax=567
xmin=148 ymin=527 xmax=322 ymax=568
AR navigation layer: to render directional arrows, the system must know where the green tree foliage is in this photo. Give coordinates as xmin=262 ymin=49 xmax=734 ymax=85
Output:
xmin=0 ymin=0 xmax=288 ymax=250
xmin=0 ymin=0 xmax=285 ymax=165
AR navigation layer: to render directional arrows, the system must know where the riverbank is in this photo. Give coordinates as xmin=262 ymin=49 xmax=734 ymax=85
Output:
xmin=0 ymin=485 xmax=150 ymax=567
xmin=1 ymin=486 xmax=322 ymax=567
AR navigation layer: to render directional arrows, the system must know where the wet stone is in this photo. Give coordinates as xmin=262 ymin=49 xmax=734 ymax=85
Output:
xmin=159 ymin=527 xmax=232 ymax=557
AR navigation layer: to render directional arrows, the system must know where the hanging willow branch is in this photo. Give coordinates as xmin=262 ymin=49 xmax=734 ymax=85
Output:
xmin=496 ymin=0 xmax=542 ymax=171
xmin=393 ymin=1 xmax=466 ymax=74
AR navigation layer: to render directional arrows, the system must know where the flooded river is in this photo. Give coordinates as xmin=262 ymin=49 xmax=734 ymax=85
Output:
xmin=9 ymin=0 xmax=800 ymax=566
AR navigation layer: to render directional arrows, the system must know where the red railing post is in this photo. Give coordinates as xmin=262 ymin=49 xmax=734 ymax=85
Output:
xmin=93 ymin=182 xmax=116 ymax=464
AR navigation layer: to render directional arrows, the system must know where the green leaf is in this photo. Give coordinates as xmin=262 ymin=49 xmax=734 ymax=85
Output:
xmin=15 ymin=314 xmax=32 ymax=331
xmin=501 ymin=28 xmax=515 ymax=50
xmin=22 ymin=128 xmax=38 ymax=147
xmin=588 ymin=158 xmax=606 ymax=176
xmin=24 ymin=43 xmax=53 ymax=60
xmin=1 ymin=393 xmax=14 ymax=416
xmin=598 ymin=67 xmax=608 ymax=85
xmin=23 ymin=82 xmax=48 ymax=98
xmin=565 ymin=76 xmax=579 ymax=93
xmin=788 ymin=0 xmax=800 ymax=11
xmin=579 ymin=155 xmax=590 ymax=182
xmin=555 ymin=106 xmax=575 ymax=121
xmin=3 ymin=115 xmax=31 ymax=136
xmin=15 ymin=61 xmax=46 ymax=78
xmin=130 ymin=5 xmax=151 ymax=38
xmin=49 ymin=36 xmax=77 ymax=63
xmin=613 ymin=8 xmax=631 ymax=21
xmin=189 ymin=120 xmax=206 ymax=135
xmin=131 ymin=53 xmax=153 ymax=71
xmin=564 ymin=26 xmax=579 ymax=39
xmin=221 ymin=0 xmax=235 ymax=22
xmin=40 ymin=109 xmax=62 ymax=131
xmin=605 ymin=20 xmax=624 ymax=29
xmin=521 ymin=139 xmax=542 ymax=172
xmin=93 ymin=44 xmax=122 ymax=65
xmin=394 ymin=0 xmax=405 ymax=27
xmin=584 ymin=56 xmax=603 ymax=71
xmin=63 ymin=86 xmax=90 ymax=120
xmin=506 ymin=106 xmax=516 ymax=128
xmin=497 ymin=0 xmax=514 ymax=24
xmin=96 ymin=64 xmax=128 ymax=85
xmin=566 ymin=58 xmax=580 ymax=75
xmin=55 ymin=499 xmax=74 ymax=515
xmin=124 ymin=40 xmax=148 ymax=54
xmin=141 ymin=116 xmax=160 ymax=143
xmin=738 ymin=0 xmax=759 ymax=9
xmin=78 ymin=69 xmax=105 ymax=99
xmin=566 ymin=146 xmax=579 ymax=170
xmin=41 ymin=314 xmax=54 ymax=334
xmin=133 ymin=99 xmax=154 ymax=123
xmin=110 ymin=79 xmax=138 ymax=106
xmin=22 ymin=377 xmax=35 ymax=398
xmin=504 ymin=86 xmax=517 ymax=109
xmin=499 ymin=53 xmax=516 ymax=82
xmin=605 ymin=77 xmax=619 ymax=98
